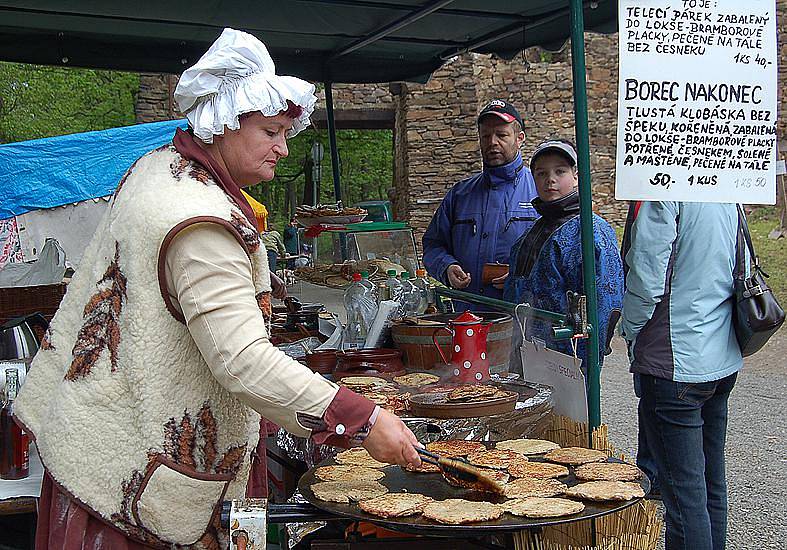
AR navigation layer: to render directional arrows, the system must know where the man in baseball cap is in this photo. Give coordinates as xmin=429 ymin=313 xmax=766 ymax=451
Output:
xmin=422 ymin=99 xmax=539 ymax=309
xmin=477 ymin=99 xmax=524 ymax=128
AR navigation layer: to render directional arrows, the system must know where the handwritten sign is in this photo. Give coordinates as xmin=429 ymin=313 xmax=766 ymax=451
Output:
xmin=615 ymin=0 xmax=777 ymax=204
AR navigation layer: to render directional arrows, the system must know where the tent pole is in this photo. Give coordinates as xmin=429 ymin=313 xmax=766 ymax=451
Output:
xmin=324 ymin=81 xmax=342 ymax=205
xmin=568 ymin=0 xmax=601 ymax=434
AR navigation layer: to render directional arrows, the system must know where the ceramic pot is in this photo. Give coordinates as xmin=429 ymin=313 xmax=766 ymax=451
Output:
xmin=304 ymin=349 xmax=338 ymax=374
xmin=334 ymin=348 xmax=405 ymax=378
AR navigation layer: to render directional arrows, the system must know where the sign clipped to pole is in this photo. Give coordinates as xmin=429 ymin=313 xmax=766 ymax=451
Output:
xmin=615 ymin=0 xmax=777 ymax=204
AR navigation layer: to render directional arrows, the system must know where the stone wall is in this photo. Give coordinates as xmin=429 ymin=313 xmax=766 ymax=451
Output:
xmin=392 ymin=87 xmax=408 ymax=221
xmin=136 ymin=6 xmax=787 ymax=233
xmin=394 ymin=56 xmax=481 ymax=233
xmin=136 ymin=74 xmax=178 ymax=122
xmin=314 ymin=83 xmax=393 ymax=110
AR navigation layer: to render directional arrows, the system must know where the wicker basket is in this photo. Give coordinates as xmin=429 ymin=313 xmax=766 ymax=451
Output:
xmin=0 ymin=283 xmax=68 ymax=324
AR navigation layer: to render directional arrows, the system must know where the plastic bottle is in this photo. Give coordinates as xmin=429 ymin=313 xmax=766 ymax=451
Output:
xmin=384 ymin=269 xmax=404 ymax=317
xmin=357 ymin=271 xmax=378 ymax=327
xmin=359 ymin=270 xmax=377 ymax=302
xmin=412 ymin=269 xmax=434 ymax=314
xmin=343 ymin=273 xmax=369 ymax=349
xmin=376 ymin=280 xmax=389 ymax=303
xmin=399 ymin=272 xmax=421 ymax=317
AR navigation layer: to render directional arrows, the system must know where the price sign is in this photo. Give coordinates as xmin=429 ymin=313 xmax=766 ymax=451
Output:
xmin=615 ymin=0 xmax=777 ymax=204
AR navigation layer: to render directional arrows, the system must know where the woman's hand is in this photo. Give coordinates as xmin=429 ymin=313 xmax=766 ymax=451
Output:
xmin=270 ymin=272 xmax=288 ymax=300
xmin=362 ymin=408 xmax=422 ymax=468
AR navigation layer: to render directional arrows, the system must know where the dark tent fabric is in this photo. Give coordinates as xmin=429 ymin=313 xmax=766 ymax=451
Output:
xmin=0 ymin=1 xmax=616 ymax=83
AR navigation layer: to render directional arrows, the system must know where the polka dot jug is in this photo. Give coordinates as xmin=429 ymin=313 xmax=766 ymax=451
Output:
xmin=431 ymin=310 xmax=492 ymax=383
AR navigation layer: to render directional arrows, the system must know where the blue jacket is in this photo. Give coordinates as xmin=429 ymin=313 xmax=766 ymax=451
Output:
xmin=422 ymin=153 xmax=539 ymax=305
xmin=621 ymin=202 xmax=743 ymax=383
xmin=503 ymin=193 xmax=624 ymax=372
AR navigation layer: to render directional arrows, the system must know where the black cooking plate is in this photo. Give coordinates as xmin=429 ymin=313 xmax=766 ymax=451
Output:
xmin=298 ymin=456 xmax=650 ymax=537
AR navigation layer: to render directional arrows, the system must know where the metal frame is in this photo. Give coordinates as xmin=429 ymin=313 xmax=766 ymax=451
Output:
xmin=568 ymin=0 xmax=602 ymax=432
xmin=433 ymin=287 xmax=576 ymax=342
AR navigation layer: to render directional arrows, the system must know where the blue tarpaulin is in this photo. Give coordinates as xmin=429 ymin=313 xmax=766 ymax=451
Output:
xmin=0 ymin=119 xmax=187 ymax=219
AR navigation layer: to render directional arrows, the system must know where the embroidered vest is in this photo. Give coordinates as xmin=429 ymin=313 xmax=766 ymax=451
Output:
xmin=15 ymin=145 xmax=271 ymax=548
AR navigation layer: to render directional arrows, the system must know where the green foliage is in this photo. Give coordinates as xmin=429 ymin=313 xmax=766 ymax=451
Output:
xmin=245 ymin=128 xmax=393 ymax=231
xmin=0 ymin=62 xmax=391 ymax=232
xmin=747 ymin=208 xmax=786 ymax=304
xmin=0 ymin=62 xmax=139 ymax=143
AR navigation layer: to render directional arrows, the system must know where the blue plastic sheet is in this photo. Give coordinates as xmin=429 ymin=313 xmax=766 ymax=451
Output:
xmin=0 ymin=119 xmax=188 ymax=219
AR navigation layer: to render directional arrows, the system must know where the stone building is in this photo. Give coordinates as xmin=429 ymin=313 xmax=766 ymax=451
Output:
xmin=137 ymin=2 xmax=787 ymax=236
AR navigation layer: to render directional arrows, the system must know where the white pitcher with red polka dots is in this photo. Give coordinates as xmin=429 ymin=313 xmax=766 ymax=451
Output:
xmin=432 ymin=311 xmax=491 ymax=383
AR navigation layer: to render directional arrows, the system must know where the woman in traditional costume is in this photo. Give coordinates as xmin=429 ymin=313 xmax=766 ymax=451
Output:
xmin=16 ymin=28 xmax=420 ymax=550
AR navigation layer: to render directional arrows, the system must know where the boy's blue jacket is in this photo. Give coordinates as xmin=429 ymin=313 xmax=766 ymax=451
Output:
xmin=503 ymin=192 xmax=624 ymax=371
xmin=422 ymin=153 xmax=539 ymax=305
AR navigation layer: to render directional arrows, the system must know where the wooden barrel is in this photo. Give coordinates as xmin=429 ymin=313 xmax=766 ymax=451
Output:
xmin=391 ymin=312 xmax=513 ymax=374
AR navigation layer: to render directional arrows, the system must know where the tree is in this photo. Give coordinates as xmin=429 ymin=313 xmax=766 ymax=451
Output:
xmin=0 ymin=62 xmax=139 ymax=144
xmin=245 ymin=128 xmax=393 ymax=230
xmin=0 ymin=62 xmax=392 ymax=232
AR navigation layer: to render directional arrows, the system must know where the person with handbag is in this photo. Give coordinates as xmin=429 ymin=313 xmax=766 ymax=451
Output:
xmin=621 ymin=201 xmax=743 ymax=550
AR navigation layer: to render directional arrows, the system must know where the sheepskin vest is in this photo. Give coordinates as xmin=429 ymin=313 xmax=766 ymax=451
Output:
xmin=15 ymin=144 xmax=271 ymax=549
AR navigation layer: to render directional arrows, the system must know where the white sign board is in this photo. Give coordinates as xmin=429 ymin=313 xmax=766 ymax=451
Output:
xmin=615 ymin=0 xmax=777 ymax=204
xmin=520 ymin=339 xmax=588 ymax=425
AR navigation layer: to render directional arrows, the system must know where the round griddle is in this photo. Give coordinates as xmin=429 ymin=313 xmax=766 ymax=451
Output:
xmin=298 ymin=456 xmax=650 ymax=537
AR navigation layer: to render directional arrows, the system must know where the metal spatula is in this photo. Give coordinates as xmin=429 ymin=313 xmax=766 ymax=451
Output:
xmin=415 ymin=447 xmax=505 ymax=495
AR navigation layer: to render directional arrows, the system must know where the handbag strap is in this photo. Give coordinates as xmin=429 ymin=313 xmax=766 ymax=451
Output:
xmin=736 ymin=204 xmax=758 ymax=264
xmin=735 ymin=204 xmax=765 ymax=283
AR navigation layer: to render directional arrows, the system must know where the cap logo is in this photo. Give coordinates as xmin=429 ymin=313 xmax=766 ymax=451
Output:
xmin=487 ymin=100 xmax=506 ymax=108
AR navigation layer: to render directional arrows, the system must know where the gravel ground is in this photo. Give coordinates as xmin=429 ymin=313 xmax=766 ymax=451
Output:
xmin=287 ymin=283 xmax=787 ymax=549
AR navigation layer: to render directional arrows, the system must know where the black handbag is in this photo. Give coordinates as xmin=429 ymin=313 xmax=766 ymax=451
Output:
xmin=733 ymin=205 xmax=785 ymax=357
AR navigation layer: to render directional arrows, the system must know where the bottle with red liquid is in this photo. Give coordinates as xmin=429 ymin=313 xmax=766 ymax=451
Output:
xmin=0 ymin=367 xmax=30 ymax=480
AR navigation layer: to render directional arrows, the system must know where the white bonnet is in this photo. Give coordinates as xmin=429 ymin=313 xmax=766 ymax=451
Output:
xmin=174 ymin=28 xmax=317 ymax=143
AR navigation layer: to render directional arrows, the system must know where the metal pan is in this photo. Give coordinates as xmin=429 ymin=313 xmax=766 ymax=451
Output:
xmin=298 ymin=456 xmax=650 ymax=537
xmin=408 ymin=390 xmax=519 ymax=419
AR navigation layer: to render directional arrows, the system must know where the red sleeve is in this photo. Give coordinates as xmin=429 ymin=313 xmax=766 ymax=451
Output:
xmin=298 ymin=387 xmax=376 ymax=448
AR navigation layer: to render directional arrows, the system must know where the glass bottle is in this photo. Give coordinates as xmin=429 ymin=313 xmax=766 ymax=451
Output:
xmin=343 ymin=273 xmax=370 ymax=349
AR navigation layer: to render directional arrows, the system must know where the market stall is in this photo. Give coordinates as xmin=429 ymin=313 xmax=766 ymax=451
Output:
xmin=0 ymin=2 xmax=672 ymax=549
xmin=0 ymin=0 xmax=617 ymax=421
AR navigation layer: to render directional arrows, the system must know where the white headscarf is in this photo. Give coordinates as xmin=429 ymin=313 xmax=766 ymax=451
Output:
xmin=174 ymin=28 xmax=317 ymax=143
